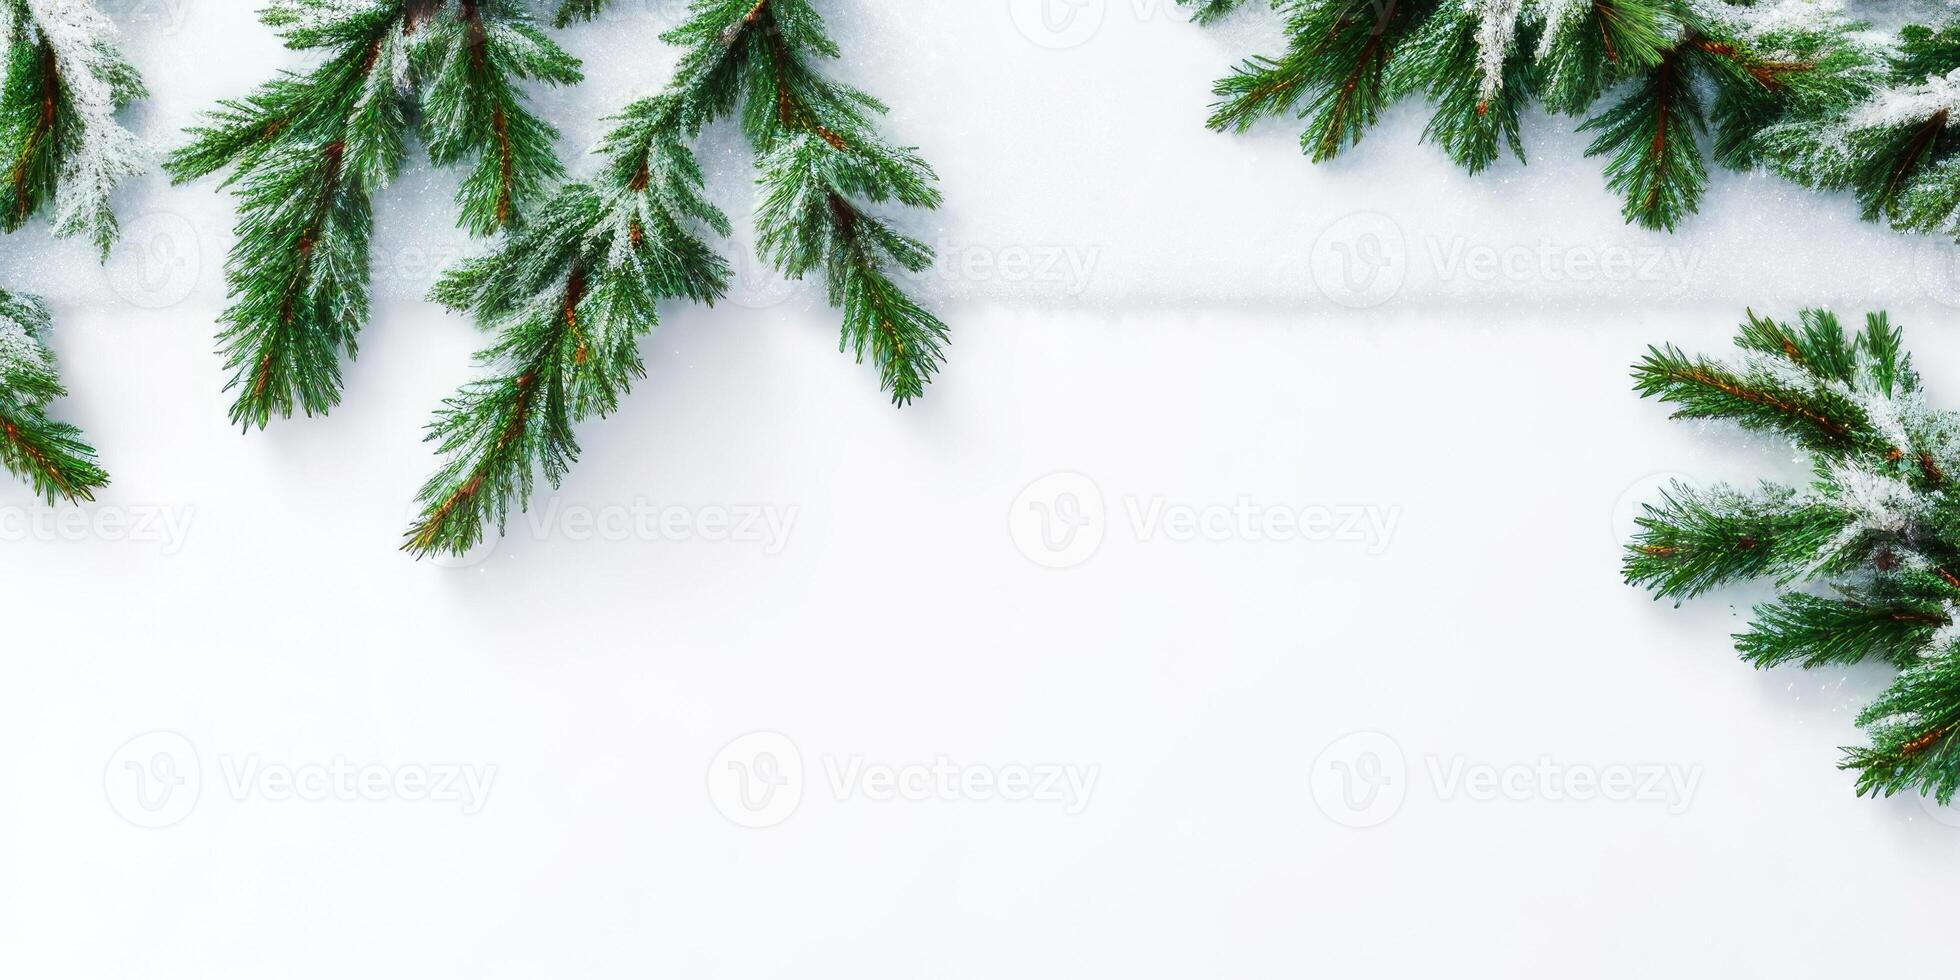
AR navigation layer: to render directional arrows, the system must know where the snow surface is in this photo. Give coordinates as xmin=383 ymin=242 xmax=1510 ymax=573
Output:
xmin=9 ymin=4 xmax=1960 ymax=979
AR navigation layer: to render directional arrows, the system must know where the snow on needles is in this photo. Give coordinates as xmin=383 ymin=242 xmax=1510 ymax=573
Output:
xmin=0 ymin=298 xmax=53 ymax=388
xmin=22 ymin=0 xmax=146 ymax=254
xmin=1848 ymin=67 xmax=1960 ymax=130
xmin=1708 ymin=0 xmax=1849 ymax=37
xmin=1475 ymin=0 xmax=1526 ymax=101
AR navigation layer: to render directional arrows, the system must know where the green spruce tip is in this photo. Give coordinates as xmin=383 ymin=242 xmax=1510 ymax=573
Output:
xmin=0 ymin=0 xmax=150 ymax=502
xmin=1625 ymin=308 xmax=1960 ymax=803
xmin=0 ymin=289 xmax=109 ymax=503
xmin=163 ymin=0 xmax=582 ymax=431
xmin=1188 ymin=0 xmax=1922 ymax=235
xmin=403 ymin=0 xmax=950 ymax=558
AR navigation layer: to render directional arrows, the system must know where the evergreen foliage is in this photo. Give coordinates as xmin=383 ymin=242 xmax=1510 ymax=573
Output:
xmin=0 ymin=289 xmax=108 ymax=502
xmin=1627 ymin=309 xmax=1960 ymax=803
xmin=0 ymin=0 xmax=145 ymax=503
xmin=1182 ymin=0 xmax=1958 ymax=235
xmin=405 ymin=0 xmax=946 ymax=558
xmin=165 ymin=0 xmax=583 ymax=430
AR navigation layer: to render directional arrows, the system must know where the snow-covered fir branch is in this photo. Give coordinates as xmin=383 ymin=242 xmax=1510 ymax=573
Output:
xmin=1628 ymin=309 xmax=1960 ymax=803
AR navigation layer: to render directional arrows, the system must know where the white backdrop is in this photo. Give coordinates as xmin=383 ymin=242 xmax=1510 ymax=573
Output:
xmin=5 ymin=2 xmax=1960 ymax=977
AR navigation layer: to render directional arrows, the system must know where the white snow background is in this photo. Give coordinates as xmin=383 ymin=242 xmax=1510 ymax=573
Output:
xmin=5 ymin=2 xmax=1960 ymax=978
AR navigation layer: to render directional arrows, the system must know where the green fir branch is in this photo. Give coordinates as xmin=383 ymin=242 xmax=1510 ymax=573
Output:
xmin=405 ymin=0 xmax=950 ymax=557
xmin=167 ymin=0 xmax=582 ymax=429
xmin=0 ymin=288 xmax=107 ymax=503
xmin=1627 ymin=310 xmax=1960 ymax=803
xmin=0 ymin=0 xmax=146 ymax=501
xmin=1189 ymin=1 xmax=1960 ymax=239
xmin=1736 ymin=590 xmax=1946 ymax=669
xmin=1581 ymin=42 xmax=1707 ymax=231
xmin=403 ymin=93 xmax=732 ymax=556
xmin=1208 ymin=0 xmax=1433 ymax=159
xmin=1536 ymin=0 xmax=1682 ymax=116
xmin=1847 ymin=658 xmax=1960 ymax=804
xmin=1624 ymin=481 xmax=1849 ymax=600
xmin=1392 ymin=0 xmax=1538 ymax=173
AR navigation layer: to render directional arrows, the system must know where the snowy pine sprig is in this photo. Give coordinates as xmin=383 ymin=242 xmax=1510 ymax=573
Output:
xmin=1748 ymin=19 xmax=1960 ymax=239
xmin=0 ymin=288 xmax=108 ymax=501
xmin=401 ymin=95 xmax=730 ymax=557
xmin=1 ymin=0 xmax=147 ymax=254
xmin=1184 ymin=0 xmax=1913 ymax=233
xmin=165 ymin=0 xmax=583 ymax=430
xmin=0 ymin=0 xmax=147 ymax=503
xmin=1626 ymin=309 xmax=1960 ymax=803
xmin=404 ymin=0 xmax=948 ymax=558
